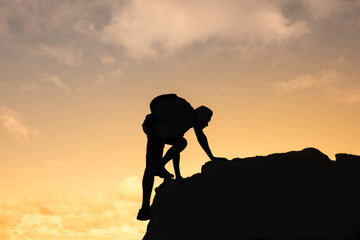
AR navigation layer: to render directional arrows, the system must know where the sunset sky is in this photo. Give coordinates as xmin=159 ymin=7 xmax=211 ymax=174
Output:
xmin=1 ymin=0 xmax=360 ymax=239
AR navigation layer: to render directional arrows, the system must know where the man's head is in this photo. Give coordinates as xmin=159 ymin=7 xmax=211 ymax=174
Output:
xmin=194 ymin=106 xmax=213 ymax=129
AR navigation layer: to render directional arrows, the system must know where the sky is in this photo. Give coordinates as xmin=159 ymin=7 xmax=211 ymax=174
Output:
xmin=1 ymin=0 xmax=360 ymax=239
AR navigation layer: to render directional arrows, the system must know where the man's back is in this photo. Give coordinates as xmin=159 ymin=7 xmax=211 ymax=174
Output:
xmin=150 ymin=94 xmax=194 ymax=141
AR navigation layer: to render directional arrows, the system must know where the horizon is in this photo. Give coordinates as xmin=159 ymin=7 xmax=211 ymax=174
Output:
xmin=1 ymin=1 xmax=360 ymax=239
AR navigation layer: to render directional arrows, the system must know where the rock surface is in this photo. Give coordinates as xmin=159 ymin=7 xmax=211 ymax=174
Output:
xmin=143 ymin=148 xmax=360 ymax=240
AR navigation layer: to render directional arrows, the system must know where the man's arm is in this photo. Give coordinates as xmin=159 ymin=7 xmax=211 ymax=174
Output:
xmin=194 ymin=127 xmax=227 ymax=161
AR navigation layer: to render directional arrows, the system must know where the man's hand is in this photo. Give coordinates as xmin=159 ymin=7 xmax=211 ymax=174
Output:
xmin=211 ymin=157 xmax=228 ymax=162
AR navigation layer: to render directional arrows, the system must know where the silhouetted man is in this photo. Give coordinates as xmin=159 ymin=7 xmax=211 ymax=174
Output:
xmin=137 ymin=94 xmax=227 ymax=221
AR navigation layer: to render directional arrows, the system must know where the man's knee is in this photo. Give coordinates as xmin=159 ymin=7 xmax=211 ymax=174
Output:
xmin=176 ymin=138 xmax=187 ymax=151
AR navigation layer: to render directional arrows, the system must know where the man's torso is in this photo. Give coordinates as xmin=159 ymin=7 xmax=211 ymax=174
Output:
xmin=145 ymin=94 xmax=195 ymax=143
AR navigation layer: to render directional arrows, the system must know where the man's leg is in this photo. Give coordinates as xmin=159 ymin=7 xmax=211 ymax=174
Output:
xmin=172 ymin=153 xmax=183 ymax=180
xmin=140 ymin=166 xmax=154 ymax=210
xmin=137 ymin=136 xmax=164 ymax=221
xmin=142 ymin=115 xmax=173 ymax=179
xmin=162 ymin=138 xmax=187 ymax=179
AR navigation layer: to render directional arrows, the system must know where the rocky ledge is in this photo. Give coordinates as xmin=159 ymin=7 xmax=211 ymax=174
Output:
xmin=143 ymin=148 xmax=360 ymax=240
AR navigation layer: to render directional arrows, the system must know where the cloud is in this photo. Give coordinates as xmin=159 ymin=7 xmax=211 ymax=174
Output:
xmin=0 ymin=0 xmax=113 ymax=41
xmin=100 ymin=56 xmax=116 ymax=64
xmin=118 ymin=176 xmax=142 ymax=201
xmin=273 ymin=68 xmax=360 ymax=104
xmin=301 ymin=0 xmax=347 ymax=19
xmin=34 ymin=44 xmax=83 ymax=66
xmin=328 ymin=88 xmax=360 ymax=104
xmin=18 ymin=81 xmax=40 ymax=91
xmin=2 ymin=0 xmax=359 ymax=65
xmin=1 ymin=0 xmax=360 ymax=72
xmin=0 ymin=106 xmax=37 ymax=141
xmin=101 ymin=0 xmax=310 ymax=59
xmin=0 ymin=178 xmax=147 ymax=240
xmin=40 ymin=73 xmax=69 ymax=91
xmin=0 ymin=73 xmax=69 ymax=91
xmin=0 ymin=0 xmax=113 ymax=65
xmin=274 ymin=70 xmax=339 ymax=92
xmin=333 ymin=55 xmax=346 ymax=66
xmin=94 ymin=66 xmax=125 ymax=87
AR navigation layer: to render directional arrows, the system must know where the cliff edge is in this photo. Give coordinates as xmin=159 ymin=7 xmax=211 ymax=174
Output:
xmin=143 ymin=148 xmax=360 ymax=240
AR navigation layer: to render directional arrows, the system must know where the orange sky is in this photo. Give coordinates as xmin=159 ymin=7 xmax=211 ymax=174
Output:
xmin=1 ymin=0 xmax=360 ymax=239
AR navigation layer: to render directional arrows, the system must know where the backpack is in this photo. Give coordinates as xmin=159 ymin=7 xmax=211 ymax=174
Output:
xmin=150 ymin=94 xmax=193 ymax=120
xmin=149 ymin=94 xmax=194 ymax=140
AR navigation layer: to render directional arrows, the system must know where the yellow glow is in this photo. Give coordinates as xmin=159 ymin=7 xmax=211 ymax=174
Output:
xmin=1 ymin=1 xmax=360 ymax=239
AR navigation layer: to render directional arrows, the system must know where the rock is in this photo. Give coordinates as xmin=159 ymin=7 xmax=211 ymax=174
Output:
xmin=143 ymin=148 xmax=360 ymax=240
xmin=335 ymin=153 xmax=360 ymax=171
